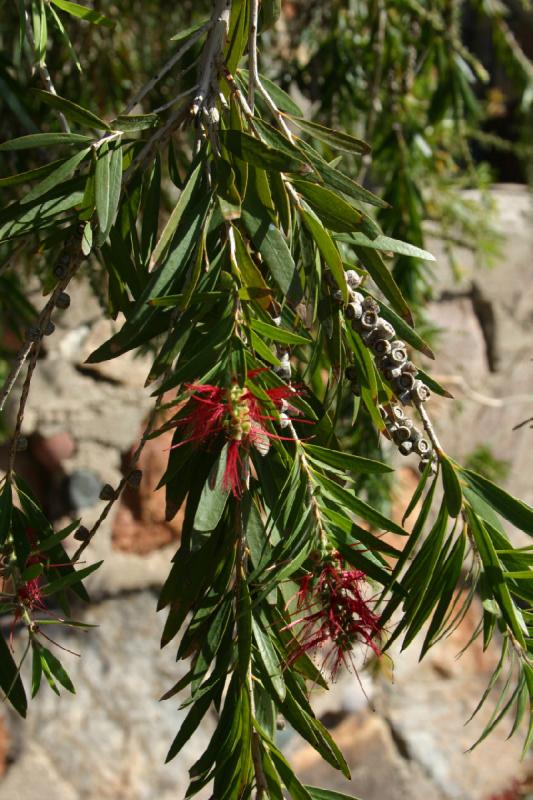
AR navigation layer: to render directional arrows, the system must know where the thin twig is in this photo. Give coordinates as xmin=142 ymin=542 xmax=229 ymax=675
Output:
xmin=247 ymin=0 xmax=259 ymax=111
xmin=22 ymin=9 xmax=70 ymax=133
xmin=123 ymin=24 xmax=209 ymax=114
xmin=72 ymin=395 xmax=163 ymax=561
xmin=0 ymin=229 xmax=84 ymax=415
xmin=414 ymin=399 xmax=443 ymax=454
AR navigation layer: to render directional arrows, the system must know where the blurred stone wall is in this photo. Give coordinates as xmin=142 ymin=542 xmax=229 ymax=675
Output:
xmin=0 ymin=186 xmax=532 ymax=800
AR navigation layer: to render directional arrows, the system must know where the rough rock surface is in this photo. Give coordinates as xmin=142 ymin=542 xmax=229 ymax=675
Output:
xmin=0 ymin=593 xmax=214 ymax=800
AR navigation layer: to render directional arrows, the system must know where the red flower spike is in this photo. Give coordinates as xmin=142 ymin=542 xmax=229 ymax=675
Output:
xmin=172 ymin=373 xmax=307 ymax=497
xmin=286 ymin=553 xmax=381 ymax=680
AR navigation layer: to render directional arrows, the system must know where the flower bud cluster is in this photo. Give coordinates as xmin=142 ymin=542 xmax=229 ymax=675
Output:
xmin=326 ymin=269 xmax=435 ymax=470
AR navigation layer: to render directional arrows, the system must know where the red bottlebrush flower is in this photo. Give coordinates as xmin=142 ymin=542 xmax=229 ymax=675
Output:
xmin=173 ymin=374 xmax=305 ymax=497
xmin=286 ymin=553 xmax=381 ymax=679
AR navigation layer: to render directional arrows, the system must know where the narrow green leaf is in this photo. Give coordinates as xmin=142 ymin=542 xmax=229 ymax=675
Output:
xmin=165 ymin=691 xmax=213 ymax=762
xmin=295 ymin=142 xmax=387 ymax=208
xmin=238 ymin=69 xmax=303 ymax=116
xmin=289 ymin=116 xmax=370 ymax=155
xmin=441 ymin=455 xmax=463 ymax=517
xmin=41 ymin=560 xmax=102 ymax=596
xmin=193 ymin=446 xmax=231 ymax=532
xmin=31 ymin=644 xmax=42 ymax=698
xmin=250 ymin=318 xmax=311 ymax=346
xmin=150 ymin=159 xmax=204 ymax=266
xmin=221 ymin=130 xmax=307 ymax=173
xmin=112 ymin=113 xmax=160 ymax=131
xmin=318 ymin=473 xmax=406 ymax=536
xmin=304 ymin=443 xmax=392 ymax=474
xmin=237 ymin=579 xmax=252 ymax=682
xmin=336 ymin=233 xmax=435 ymax=261
xmin=95 ymin=142 xmax=110 ymax=233
xmin=0 ymin=482 xmax=13 ymax=546
xmin=0 ymin=633 xmax=27 ymax=717
xmin=32 ymin=89 xmax=111 ymax=130
xmin=306 ymin=788 xmax=364 ymax=800
xmin=291 ymin=179 xmax=362 ymax=232
xmin=461 ymin=468 xmax=533 ymax=535
xmin=22 ymin=147 xmax=89 ymax=204
xmin=242 ymin=182 xmax=303 ymax=304
xmin=50 ymin=0 xmax=113 ymax=26
xmin=40 ymin=648 xmax=75 ymax=693
xmin=300 ymin=208 xmax=347 ymax=301
xmin=252 ymin=619 xmax=286 ymax=701
xmin=0 ymin=133 xmax=92 ymax=151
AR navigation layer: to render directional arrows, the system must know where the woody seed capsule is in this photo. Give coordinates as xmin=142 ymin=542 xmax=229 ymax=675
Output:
xmin=412 ymin=381 xmax=430 ymax=403
xmin=397 ymin=372 xmax=416 ymax=391
xmin=43 ymin=321 xmax=55 ymax=336
xmin=73 ymin=525 xmax=91 ymax=542
xmin=99 ymin=483 xmax=116 ymax=501
xmin=372 ymin=338 xmax=392 ymax=357
xmin=414 ymin=438 xmax=430 ymax=456
xmin=345 ymin=269 xmax=362 ymax=289
xmin=360 ymin=310 xmax=379 ymax=330
xmin=345 ymin=302 xmax=363 ymax=321
xmin=55 ymin=292 xmax=71 ymax=309
xmin=362 ymin=296 xmax=380 ymax=313
xmin=393 ymin=425 xmax=412 ymax=443
xmin=398 ymin=441 xmax=413 ymax=456
xmin=15 ymin=436 xmax=28 ymax=452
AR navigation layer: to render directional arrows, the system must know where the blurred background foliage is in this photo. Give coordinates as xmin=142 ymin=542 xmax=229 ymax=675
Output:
xmin=0 ymin=0 xmax=531 ymax=485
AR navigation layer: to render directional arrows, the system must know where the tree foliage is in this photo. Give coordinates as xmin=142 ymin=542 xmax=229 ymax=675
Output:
xmin=0 ymin=1 xmax=533 ymax=798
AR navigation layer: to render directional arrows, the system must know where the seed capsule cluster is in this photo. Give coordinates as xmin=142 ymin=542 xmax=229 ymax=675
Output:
xmin=328 ymin=269 xmax=437 ymax=472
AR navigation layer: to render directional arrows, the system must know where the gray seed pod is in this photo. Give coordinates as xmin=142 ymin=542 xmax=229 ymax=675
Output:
xmin=99 ymin=483 xmax=116 ymax=502
xmin=55 ymin=292 xmax=71 ymax=309
xmin=362 ymin=296 xmax=380 ymax=313
xmin=360 ymin=310 xmax=379 ymax=330
xmin=402 ymin=360 xmax=417 ymax=375
xmin=389 ymin=346 xmax=407 ymax=365
xmin=398 ymin=440 xmax=414 ymax=456
xmin=43 ymin=321 xmax=55 ymax=336
xmin=383 ymin=364 xmax=403 ymax=381
xmin=345 ymin=269 xmax=362 ymax=289
xmin=397 ymin=371 xmax=416 ymax=391
xmin=413 ymin=438 xmax=430 ymax=456
xmin=412 ymin=381 xmax=430 ymax=403
xmin=391 ymin=405 xmax=405 ymax=421
xmin=372 ymin=338 xmax=392 ymax=357
xmin=332 ymin=289 xmax=343 ymax=304
xmin=393 ymin=425 xmax=412 ymax=444
xmin=345 ymin=365 xmax=358 ymax=382
xmin=15 ymin=436 xmax=28 ymax=452
xmin=373 ymin=320 xmax=395 ymax=341
xmin=345 ymin=301 xmax=363 ymax=321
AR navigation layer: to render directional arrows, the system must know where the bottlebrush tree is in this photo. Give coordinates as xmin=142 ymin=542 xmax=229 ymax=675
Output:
xmin=1 ymin=2 xmax=533 ymax=799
